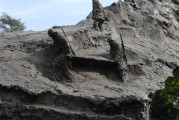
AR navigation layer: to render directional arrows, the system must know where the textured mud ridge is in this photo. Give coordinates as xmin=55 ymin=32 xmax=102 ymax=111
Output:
xmin=0 ymin=0 xmax=179 ymax=120
xmin=0 ymin=85 xmax=144 ymax=120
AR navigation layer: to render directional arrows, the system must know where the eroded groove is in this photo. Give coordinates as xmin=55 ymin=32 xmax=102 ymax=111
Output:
xmin=0 ymin=84 xmax=146 ymax=119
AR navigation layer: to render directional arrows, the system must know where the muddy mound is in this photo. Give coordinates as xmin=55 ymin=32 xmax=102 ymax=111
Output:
xmin=0 ymin=0 xmax=179 ymax=120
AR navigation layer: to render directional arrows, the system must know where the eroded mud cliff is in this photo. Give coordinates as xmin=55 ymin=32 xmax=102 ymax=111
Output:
xmin=0 ymin=0 xmax=179 ymax=120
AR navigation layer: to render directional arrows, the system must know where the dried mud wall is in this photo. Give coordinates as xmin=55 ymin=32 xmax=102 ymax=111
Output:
xmin=0 ymin=0 xmax=179 ymax=120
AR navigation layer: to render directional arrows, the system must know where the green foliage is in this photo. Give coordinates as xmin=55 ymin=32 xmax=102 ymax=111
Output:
xmin=0 ymin=13 xmax=26 ymax=32
xmin=150 ymin=67 xmax=179 ymax=120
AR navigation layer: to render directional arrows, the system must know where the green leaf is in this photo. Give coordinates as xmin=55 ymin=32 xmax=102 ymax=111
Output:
xmin=173 ymin=104 xmax=179 ymax=110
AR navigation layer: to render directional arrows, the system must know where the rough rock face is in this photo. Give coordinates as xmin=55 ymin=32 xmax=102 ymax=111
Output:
xmin=0 ymin=0 xmax=179 ymax=120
